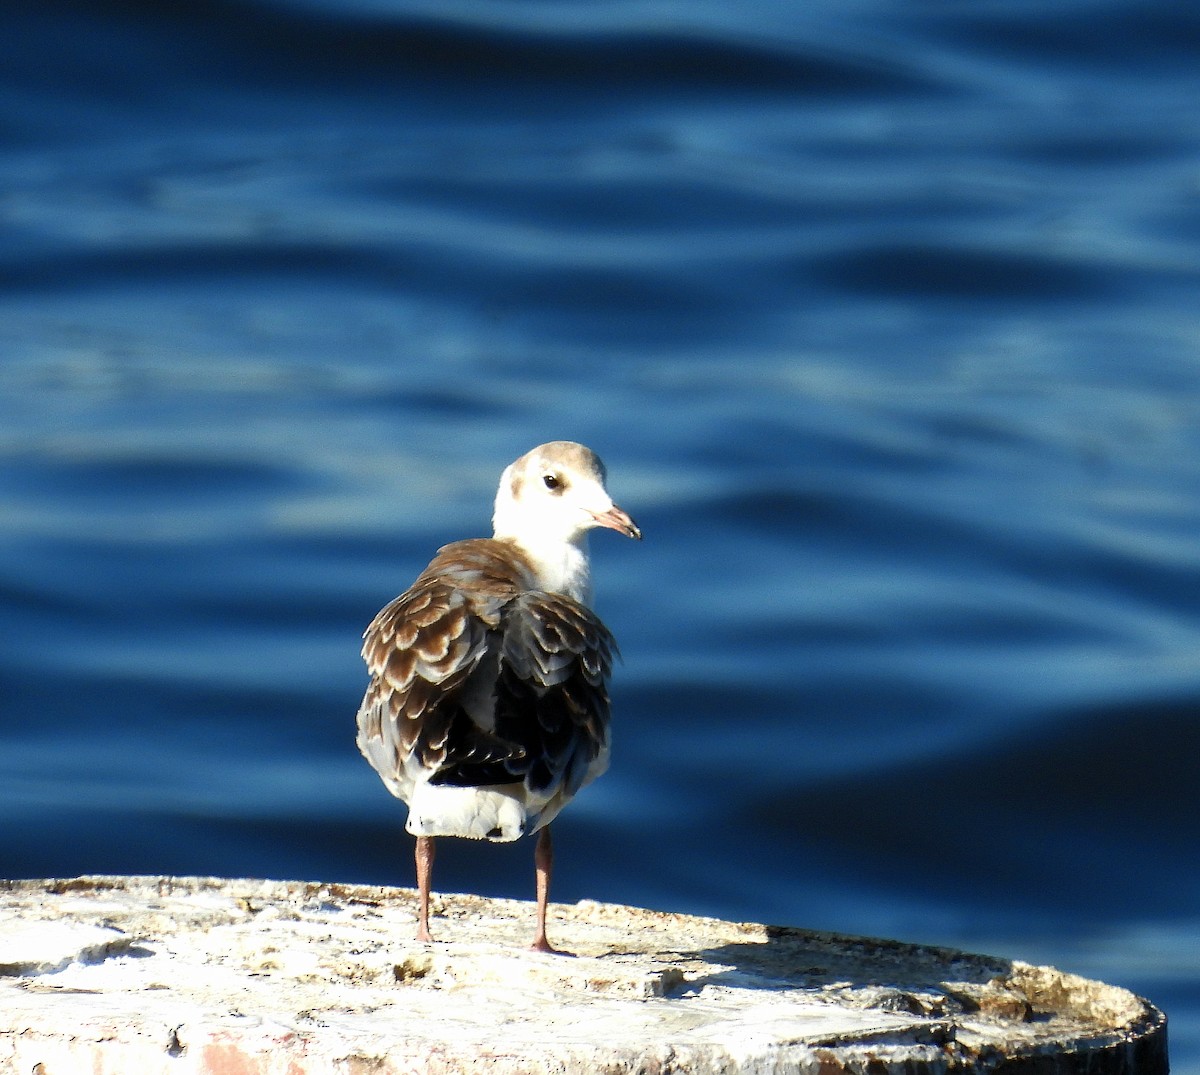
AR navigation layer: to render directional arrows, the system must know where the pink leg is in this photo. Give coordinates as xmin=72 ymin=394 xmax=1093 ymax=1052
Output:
xmin=530 ymin=826 xmax=571 ymax=955
xmin=415 ymin=836 xmax=435 ymax=943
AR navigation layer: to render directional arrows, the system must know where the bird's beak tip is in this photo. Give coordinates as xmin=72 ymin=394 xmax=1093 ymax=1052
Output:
xmin=592 ymin=505 xmax=642 ymax=541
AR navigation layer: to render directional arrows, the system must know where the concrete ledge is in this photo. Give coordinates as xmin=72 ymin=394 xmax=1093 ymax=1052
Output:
xmin=0 ymin=875 xmax=1167 ymax=1074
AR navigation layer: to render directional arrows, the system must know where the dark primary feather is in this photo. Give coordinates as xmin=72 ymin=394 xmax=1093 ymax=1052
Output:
xmin=357 ymin=538 xmax=615 ymax=807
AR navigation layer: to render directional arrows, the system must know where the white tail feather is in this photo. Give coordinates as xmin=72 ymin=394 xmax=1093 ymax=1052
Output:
xmin=405 ymin=782 xmax=528 ymax=842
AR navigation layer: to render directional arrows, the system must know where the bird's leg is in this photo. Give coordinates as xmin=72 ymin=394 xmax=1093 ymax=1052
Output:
xmin=530 ymin=825 xmax=570 ymax=955
xmin=415 ymin=835 xmax=435 ymax=943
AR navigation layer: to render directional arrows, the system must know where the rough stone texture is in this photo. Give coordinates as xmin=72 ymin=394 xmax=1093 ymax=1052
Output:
xmin=0 ymin=876 xmax=1167 ymax=1075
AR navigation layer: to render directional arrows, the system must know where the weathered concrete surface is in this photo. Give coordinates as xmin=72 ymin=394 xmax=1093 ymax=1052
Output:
xmin=0 ymin=875 xmax=1167 ymax=1075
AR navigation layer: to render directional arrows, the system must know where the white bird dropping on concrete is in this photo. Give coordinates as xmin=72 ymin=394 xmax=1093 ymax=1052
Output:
xmin=356 ymin=441 xmax=641 ymax=953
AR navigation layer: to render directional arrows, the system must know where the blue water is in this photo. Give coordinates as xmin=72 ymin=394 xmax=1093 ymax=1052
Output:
xmin=3 ymin=0 xmax=1199 ymax=1064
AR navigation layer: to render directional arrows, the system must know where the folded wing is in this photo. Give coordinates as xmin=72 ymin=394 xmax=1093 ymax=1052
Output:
xmin=355 ymin=539 xmax=615 ymax=831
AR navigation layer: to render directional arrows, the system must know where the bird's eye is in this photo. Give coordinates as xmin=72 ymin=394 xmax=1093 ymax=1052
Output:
xmin=542 ymin=474 xmax=560 ymax=490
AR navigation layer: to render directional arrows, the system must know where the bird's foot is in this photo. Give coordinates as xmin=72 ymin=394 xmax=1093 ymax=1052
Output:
xmin=529 ymin=936 xmax=574 ymax=957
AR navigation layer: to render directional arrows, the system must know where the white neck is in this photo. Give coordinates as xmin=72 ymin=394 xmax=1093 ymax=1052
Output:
xmin=495 ymin=527 xmax=593 ymax=605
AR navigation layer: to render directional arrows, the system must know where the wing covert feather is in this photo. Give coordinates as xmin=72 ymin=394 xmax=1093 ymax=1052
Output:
xmin=356 ymin=538 xmax=616 ymax=819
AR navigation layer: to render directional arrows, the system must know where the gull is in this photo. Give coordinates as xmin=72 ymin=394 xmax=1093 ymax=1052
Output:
xmin=356 ymin=441 xmax=641 ymax=953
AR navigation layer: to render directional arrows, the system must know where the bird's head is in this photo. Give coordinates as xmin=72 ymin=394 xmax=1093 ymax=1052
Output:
xmin=492 ymin=441 xmax=641 ymax=549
